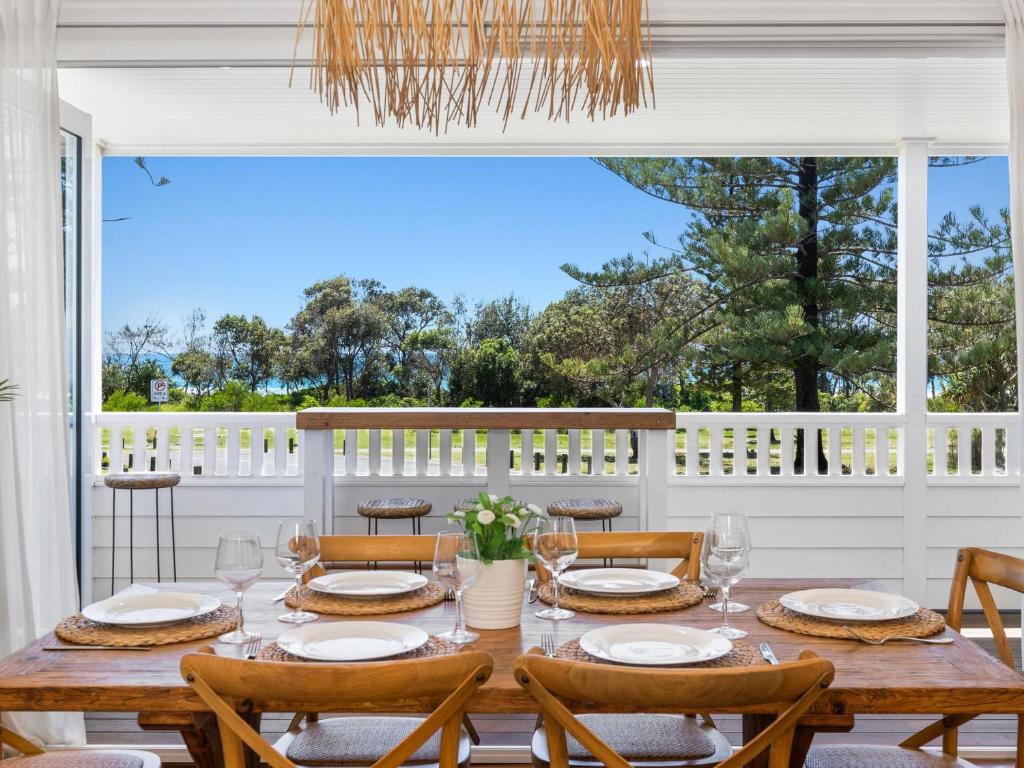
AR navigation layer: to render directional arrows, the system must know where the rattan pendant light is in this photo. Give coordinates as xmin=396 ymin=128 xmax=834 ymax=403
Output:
xmin=294 ymin=0 xmax=654 ymax=132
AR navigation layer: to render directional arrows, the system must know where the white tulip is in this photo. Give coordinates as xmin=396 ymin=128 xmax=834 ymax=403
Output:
xmin=452 ymin=510 xmax=466 ymax=518
xmin=487 ymin=494 xmax=500 ymax=502
xmin=527 ymin=503 xmax=543 ymax=515
xmin=477 ymin=510 xmax=496 ymax=525
xmin=504 ymin=513 xmax=520 ymax=526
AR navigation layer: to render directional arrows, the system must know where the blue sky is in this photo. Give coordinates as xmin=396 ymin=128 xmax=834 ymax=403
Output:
xmin=102 ymin=155 xmax=1011 ymax=335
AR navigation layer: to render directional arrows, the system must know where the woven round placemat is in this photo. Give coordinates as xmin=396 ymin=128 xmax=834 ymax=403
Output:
xmin=55 ymin=605 xmax=237 ymax=647
xmin=555 ymin=638 xmax=768 ymax=669
xmin=537 ymin=581 xmax=704 ymax=614
xmin=756 ymin=600 xmax=946 ymax=640
xmin=285 ymin=582 xmax=446 ymax=615
xmin=257 ymin=636 xmax=459 ymax=663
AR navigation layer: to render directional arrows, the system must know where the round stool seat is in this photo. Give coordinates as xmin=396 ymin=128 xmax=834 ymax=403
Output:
xmin=454 ymin=497 xmax=528 ymax=513
xmin=104 ymin=472 xmax=181 ymax=490
xmin=547 ymin=498 xmax=623 ymax=521
xmin=357 ymin=498 xmax=432 ymax=519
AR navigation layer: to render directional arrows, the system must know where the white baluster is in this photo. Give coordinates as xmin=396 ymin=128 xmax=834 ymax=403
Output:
xmin=568 ymin=429 xmax=581 ymax=475
xmin=463 ymin=429 xmax=476 ymax=477
xmin=520 ymin=429 xmax=533 ymax=476
xmin=852 ymin=427 xmax=866 ymax=476
xmin=392 ymin=428 xmax=405 ymax=476
xmin=935 ymin=426 xmax=948 ymax=477
xmin=982 ymin=426 xmax=995 ymax=477
xmin=756 ymin=427 xmax=770 ymax=477
xmin=592 ymin=429 xmax=605 ymax=476
xmin=439 ymin=429 xmax=452 ymax=476
xmin=252 ymin=425 xmax=265 ymax=476
xmin=295 ymin=428 xmax=304 ymax=477
xmin=96 ymin=423 xmax=107 ymax=475
xmin=957 ymin=427 xmax=970 ymax=476
xmin=179 ymin=426 xmax=194 ymax=478
xmin=780 ymin=426 xmax=794 ymax=476
xmin=343 ymin=429 xmax=358 ymax=476
xmin=416 ymin=429 xmax=429 ymax=476
xmin=615 ymin=429 xmax=629 ymax=476
xmin=133 ymin=424 xmax=148 ymax=472
xmin=369 ymin=429 xmax=382 ymax=476
xmin=1006 ymin=424 xmax=1020 ymax=477
xmin=875 ymin=428 xmax=889 ymax=476
xmin=806 ymin=426 xmax=820 ymax=476
xmin=709 ymin=426 xmax=723 ymax=476
xmin=486 ymin=429 xmax=511 ymax=497
xmin=828 ymin=427 xmax=842 ymax=476
xmin=154 ymin=426 xmax=169 ymax=472
xmin=203 ymin=427 xmax=216 ymax=476
xmin=273 ymin=425 xmax=287 ymax=477
xmin=544 ymin=429 xmax=557 ymax=475
xmin=225 ymin=425 xmax=240 ymax=477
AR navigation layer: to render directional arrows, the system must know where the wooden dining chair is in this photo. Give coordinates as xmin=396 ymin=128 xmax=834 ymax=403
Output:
xmin=533 ymin=531 xmax=704 ymax=582
xmin=805 ymin=546 xmax=1023 ymax=768
xmin=181 ymin=647 xmax=493 ymax=768
xmin=306 ymin=534 xmax=437 ymax=580
xmin=514 ymin=648 xmax=834 ymax=768
xmin=0 ymin=725 xmax=161 ymax=766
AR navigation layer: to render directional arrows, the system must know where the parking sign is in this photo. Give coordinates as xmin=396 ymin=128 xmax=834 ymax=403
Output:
xmin=150 ymin=378 xmax=169 ymax=403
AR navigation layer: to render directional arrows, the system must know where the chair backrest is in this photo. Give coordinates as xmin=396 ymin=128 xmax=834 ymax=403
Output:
xmin=534 ymin=531 xmax=704 ymax=582
xmin=306 ymin=534 xmax=436 ymax=580
xmin=0 ymin=726 xmax=44 ymax=759
xmin=947 ymin=546 xmax=1024 ymax=669
xmin=514 ymin=649 xmax=833 ymax=768
xmin=181 ymin=648 xmax=493 ymax=768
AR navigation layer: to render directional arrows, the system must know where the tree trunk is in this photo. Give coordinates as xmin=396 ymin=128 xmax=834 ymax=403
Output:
xmin=793 ymin=157 xmax=828 ymax=473
xmin=644 ymin=365 xmax=660 ymax=407
xmin=731 ymin=364 xmax=743 ymax=412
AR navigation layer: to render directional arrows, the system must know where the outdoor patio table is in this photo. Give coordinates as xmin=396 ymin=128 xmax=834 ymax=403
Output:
xmin=1 ymin=578 xmax=1022 ymax=768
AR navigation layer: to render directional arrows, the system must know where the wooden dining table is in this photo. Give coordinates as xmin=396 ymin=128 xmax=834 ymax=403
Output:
xmin=1 ymin=577 xmax=1022 ymax=768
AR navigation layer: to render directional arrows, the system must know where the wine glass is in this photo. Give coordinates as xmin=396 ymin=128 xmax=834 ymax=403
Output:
xmin=701 ymin=528 xmax=749 ymax=639
xmin=706 ymin=512 xmax=751 ymax=613
xmin=533 ymin=517 xmax=578 ymax=620
xmin=215 ymin=531 xmax=263 ymax=644
xmin=433 ymin=531 xmax=481 ymax=644
xmin=275 ymin=520 xmax=321 ymax=624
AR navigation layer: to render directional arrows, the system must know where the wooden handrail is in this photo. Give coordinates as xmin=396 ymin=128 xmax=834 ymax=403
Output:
xmin=296 ymin=407 xmax=676 ymax=430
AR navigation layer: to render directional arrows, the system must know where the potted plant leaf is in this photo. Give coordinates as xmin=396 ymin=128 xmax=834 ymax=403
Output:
xmin=447 ymin=493 xmax=544 ymax=629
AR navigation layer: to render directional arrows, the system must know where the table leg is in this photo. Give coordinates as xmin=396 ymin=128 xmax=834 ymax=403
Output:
xmin=742 ymin=713 xmax=854 ymax=768
xmin=138 ymin=711 xmax=262 ymax=768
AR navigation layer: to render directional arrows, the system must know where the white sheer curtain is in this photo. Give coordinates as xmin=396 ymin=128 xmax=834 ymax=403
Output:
xmin=1006 ymin=1 xmax=1024 ymax=428
xmin=0 ymin=0 xmax=84 ymax=747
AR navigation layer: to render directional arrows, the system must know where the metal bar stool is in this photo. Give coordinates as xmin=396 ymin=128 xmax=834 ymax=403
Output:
xmin=547 ymin=498 xmax=624 ymax=567
xmin=104 ymin=472 xmax=180 ymax=594
xmin=356 ymin=497 xmax=432 ymax=572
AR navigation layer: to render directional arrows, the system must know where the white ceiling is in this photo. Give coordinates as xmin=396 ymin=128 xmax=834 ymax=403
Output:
xmin=55 ymin=0 xmax=1012 ymax=154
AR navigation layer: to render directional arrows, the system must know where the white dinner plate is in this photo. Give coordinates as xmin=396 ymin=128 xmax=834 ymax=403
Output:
xmin=278 ymin=621 xmax=429 ymax=662
xmin=579 ymin=624 xmax=732 ymax=666
xmin=307 ymin=570 xmax=429 ymax=597
xmin=82 ymin=592 xmax=221 ymax=627
xmin=779 ymin=588 xmax=919 ymax=622
xmin=558 ymin=568 xmax=679 ymax=596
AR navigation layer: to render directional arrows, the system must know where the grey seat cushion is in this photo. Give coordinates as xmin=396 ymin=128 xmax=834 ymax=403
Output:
xmin=284 ymin=716 xmax=470 ymax=767
xmin=6 ymin=752 xmax=149 ymax=768
xmin=805 ymin=746 xmax=977 ymax=768
xmin=533 ymin=714 xmax=730 ymax=766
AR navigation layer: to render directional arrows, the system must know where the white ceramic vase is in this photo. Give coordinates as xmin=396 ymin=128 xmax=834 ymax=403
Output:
xmin=463 ymin=558 xmax=527 ymax=629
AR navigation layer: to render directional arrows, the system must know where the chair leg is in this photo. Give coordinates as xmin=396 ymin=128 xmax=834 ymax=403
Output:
xmin=170 ymin=486 xmax=177 ymax=582
xmin=412 ymin=516 xmax=421 ymax=573
xmin=129 ymin=489 xmax=134 ymax=584
xmin=111 ymin=490 xmax=117 ymax=596
xmin=155 ymin=488 xmax=161 ymax=583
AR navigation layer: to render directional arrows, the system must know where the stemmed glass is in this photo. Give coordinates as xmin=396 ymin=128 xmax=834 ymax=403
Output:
xmin=433 ymin=531 xmax=481 ymax=644
xmin=701 ymin=524 xmax=750 ymax=639
xmin=706 ymin=512 xmax=751 ymax=613
xmin=215 ymin=531 xmax=263 ymax=644
xmin=275 ymin=520 xmax=321 ymax=624
xmin=533 ymin=517 xmax=578 ymax=620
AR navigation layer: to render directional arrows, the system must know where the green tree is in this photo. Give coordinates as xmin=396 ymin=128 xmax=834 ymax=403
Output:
xmin=212 ymin=314 xmax=287 ymax=392
xmin=470 ymin=338 xmax=522 ymax=406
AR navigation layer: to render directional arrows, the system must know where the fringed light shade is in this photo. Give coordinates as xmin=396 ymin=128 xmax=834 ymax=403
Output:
xmin=294 ymin=0 xmax=654 ymax=132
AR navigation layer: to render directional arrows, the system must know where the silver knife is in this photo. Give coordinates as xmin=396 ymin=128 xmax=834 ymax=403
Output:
xmin=527 ymin=579 xmax=539 ymax=604
xmin=759 ymin=642 xmax=780 ymax=665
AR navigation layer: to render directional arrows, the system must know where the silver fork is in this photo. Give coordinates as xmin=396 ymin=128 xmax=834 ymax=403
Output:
xmin=244 ymin=632 xmax=263 ymax=659
xmin=703 ymin=585 xmax=719 ymax=601
xmin=840 ymin=625 xmax=953 ymax=645
xmin=540 ymin=634 xmax=557 ymax=657
xmin=443 ymin=588 xmax=456 ymax=602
